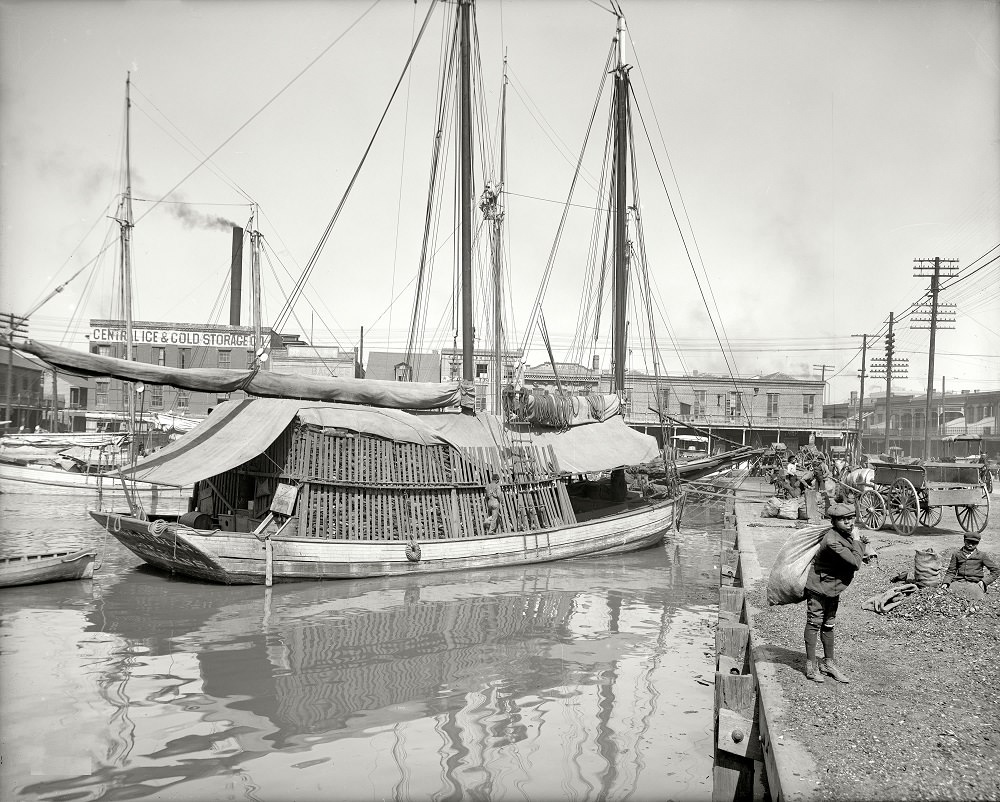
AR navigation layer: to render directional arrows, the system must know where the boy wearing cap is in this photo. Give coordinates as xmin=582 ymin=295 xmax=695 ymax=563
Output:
xmin=940 ymin=533 xmax=998 ymax=601
xmin=802 ymin=502 xmax=865 ymax=684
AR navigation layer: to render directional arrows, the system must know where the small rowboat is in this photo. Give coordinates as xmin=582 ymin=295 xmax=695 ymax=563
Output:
xmin=0 ymin=549 xmax=97 ymax=588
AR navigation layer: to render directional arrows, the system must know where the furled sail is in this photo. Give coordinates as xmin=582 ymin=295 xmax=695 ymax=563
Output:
xmin=2 ymin=336 xmax=474 ymax=411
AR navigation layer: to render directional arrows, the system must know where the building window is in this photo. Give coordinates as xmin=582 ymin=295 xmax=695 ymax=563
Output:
xmin=96 ymin=380 xmax=109 ymax=408
xmin=150 ymin=385 xmax=163 ymax=408
xmin=177 ymin=390 xmax=190 ymax=410
xmin=716 ymin=394 xmax=723 ymax=409
xmin=476 ymin=363 xmax=488 ymax=379
xmin=395 ymin=363 xmax=410 ymax=382
xmin=152 ymin=347 xmax=166 ymax=367
xmin=767 ymin=393 xmax=779 ymax=419
xmin=694 ymin=390 xmax=706 ymax=416
xmin=474 ymin=383 xmax=487 ymax=412
xmin=659 ymin=388 xmax=670 ymax=411
xmin=246 ymin=350 xmax=254 ymax=369
xmin=218 ymin=350 xmax=231 ymax=370
xmin=803 ymin=394 xmax=815 ymax=415
xmin=449 ymin=360 xmax=460 ymax=380
xmin=179 ymin=349 xmax=191 ymax=369
xmin=98 ymin=345 xmax=111 ymax=358
xmin=728 ymin=391 xmax=742 ymax=418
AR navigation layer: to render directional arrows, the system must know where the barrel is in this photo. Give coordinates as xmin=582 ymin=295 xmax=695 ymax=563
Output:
xmin=177 ymin=511 xmax=213 ymax=530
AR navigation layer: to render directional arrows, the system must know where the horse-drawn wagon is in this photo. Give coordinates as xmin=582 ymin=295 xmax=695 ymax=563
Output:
xmin=842 ymin=460 xmax=990 ymax=536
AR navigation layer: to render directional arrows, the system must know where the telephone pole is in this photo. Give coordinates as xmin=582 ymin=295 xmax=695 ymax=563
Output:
xmin=911 ymin=257 xmax=958 ymax=460
xmin=851 ymin=334 xmax=869 ymax=460
xmin=869 ymin=313 xmax=908 ymax=454
xmin=813 ymin=363 xmax=834 ymax=405
xmin=3 ymin=313 xmax=29 ymax=427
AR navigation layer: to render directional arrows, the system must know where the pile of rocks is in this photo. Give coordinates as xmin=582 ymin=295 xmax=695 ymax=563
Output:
xmin=748 ymin=549 xmax=1000 ymax=801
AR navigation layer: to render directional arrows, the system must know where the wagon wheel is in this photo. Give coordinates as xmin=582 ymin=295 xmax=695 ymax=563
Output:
xmin=919 ymin=505 xmax=942 ymax=528
xmin=887 ymin=478 xmax=920 ymax=536
xmin=984 ymin=469 xmax=994 ymax=495
xmin=856 ymin=489 xmax=886 ymax=531
xmin=956 ymin=487 xmax=990 ymax=534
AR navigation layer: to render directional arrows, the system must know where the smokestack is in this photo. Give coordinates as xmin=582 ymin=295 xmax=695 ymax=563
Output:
xmin=229 ymin=226 xmax=244 ymax=326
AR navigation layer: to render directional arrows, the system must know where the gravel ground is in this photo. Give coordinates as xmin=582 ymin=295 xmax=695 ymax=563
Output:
xmin=748 ymin=547 xmax=1000 ymax=801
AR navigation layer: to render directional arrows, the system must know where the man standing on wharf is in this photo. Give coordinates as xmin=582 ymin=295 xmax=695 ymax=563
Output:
xmin=803 ymin=502 xmax=865 ymax=684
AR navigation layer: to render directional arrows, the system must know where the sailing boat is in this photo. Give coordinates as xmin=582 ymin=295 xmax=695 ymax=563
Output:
xmin=0 ymin=75 xmax=189 ymax=515
xmin=1 ymin=0 xmax=682 ymax=584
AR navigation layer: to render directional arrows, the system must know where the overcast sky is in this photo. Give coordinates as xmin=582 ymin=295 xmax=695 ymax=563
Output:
xmin=1 ymin=0 xmax=997 ymax=405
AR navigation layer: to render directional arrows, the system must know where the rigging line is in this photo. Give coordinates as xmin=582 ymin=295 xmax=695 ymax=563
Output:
xmin=584 ymin=0 xmax=619 ymax=15
xmin=627 ymin=86 xmax=743 ymax=399
xmin=129 ymin=0 xmax=384 ymax=232
xmin=566 ymin=108 xmax=611 ymax=363
xmin=519 ymin=42 xmax=616 ymax=358
xmin=407 ymin=17 xmax=458 ymax=366
xmin=131 ymin=197 xmax=248 ymax=207
xmin=258 ymin=240 xmax=348 ymax=350
xmin=275 ymin=0 xmax=441 ymax=334
xmin=256 ymin=210 xmax=350 ymax=344
xmin=504 ymin=69 xmax=603 ymax=191
xmin=505 ymin=190 xmax=606 ymax=211
xmin=387 ymin=0 xmax=421 ymax=352
xmin=623 ymin=39 xmax=742 ymax=387
xmin=18 ymin=203 xmax=116 ymax=321
xmin=128 ymin=97 xmax=253 ymax=203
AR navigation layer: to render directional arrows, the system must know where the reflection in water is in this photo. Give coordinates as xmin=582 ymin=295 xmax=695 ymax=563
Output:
xmin=2 ymin=494 xmax=723 ymax=802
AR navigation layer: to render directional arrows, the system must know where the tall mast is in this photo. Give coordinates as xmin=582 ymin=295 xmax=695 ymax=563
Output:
xmin=121 ymin=72 xmax=137 ymax=461
xmin=611 ymin=14 xmax=629 ymax=396
xmin=250 ymin=205 xmax=263 ymax=364
xmin=459 ymin=0 xmax=474 ymax=380
xmin=489 ymin=59 xmax=508 ymax=413
xmin=122 ymin=73 xmax=135 ymax=362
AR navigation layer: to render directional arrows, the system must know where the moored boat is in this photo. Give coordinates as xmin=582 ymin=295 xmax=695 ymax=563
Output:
xmin=0 ymin=548 xmax=96 ymax=588
xmin=87 ymin=396 xmax=678 ymax=584
xmin=0 ymin=461 xmax=191 ymax=515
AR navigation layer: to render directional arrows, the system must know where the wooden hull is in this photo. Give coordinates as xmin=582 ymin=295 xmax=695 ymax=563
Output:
xmin=0 ymin=549 xmax=96 ymax=588
xmin=0 ymin=462 xmax=189 ymax=514
xmin=90 ymin=497 xmax=678 ymax=584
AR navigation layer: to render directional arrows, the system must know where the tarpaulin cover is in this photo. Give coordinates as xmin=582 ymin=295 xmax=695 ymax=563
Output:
xmin=123 ymin=399 xmax=661 ymax=486
xmin=296 ymin=406 xmax=450 ymax=447
xmin=124 ymin=400 xmax=454 ymax=486
xmin=3 ymin=336 xmax=472 ymax=410
xmin=415 ymin=411 xmax=661 ymax=474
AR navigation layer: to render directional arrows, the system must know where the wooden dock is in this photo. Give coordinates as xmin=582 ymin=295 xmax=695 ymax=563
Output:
xmin=712 ymin=478 xmax=820 ymax=802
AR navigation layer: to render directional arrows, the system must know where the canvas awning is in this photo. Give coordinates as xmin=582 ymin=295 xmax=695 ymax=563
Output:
xmin=123 ymin=398 xmax=302 ymax=486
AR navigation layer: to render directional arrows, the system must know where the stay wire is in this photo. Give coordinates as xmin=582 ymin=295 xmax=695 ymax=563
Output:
xmin=275 ymin=0 xmax=440 ymax=334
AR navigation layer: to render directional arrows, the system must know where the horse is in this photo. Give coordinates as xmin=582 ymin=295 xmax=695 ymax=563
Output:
xmin=838 ymin=467 xmax=874 ymax=500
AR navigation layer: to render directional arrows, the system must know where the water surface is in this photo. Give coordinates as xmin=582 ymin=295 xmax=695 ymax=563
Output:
xmin=1 ymin=494 xmax=724 ymax=802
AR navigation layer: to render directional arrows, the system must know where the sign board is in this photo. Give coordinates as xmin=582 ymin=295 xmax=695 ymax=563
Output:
xmin=90 ymin=326 xmax=254 ymax=348
xmin=270 ymin=483 xmax=299 ymax=516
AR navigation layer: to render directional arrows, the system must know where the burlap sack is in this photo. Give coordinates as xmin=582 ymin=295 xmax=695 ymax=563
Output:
xmin=914 ymin=548 xmax=942 ymax=588
xmin=762 ymin=497 xmax=781 ymax=518
xmin=766 ymin=523 xmax=829 ymax=605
